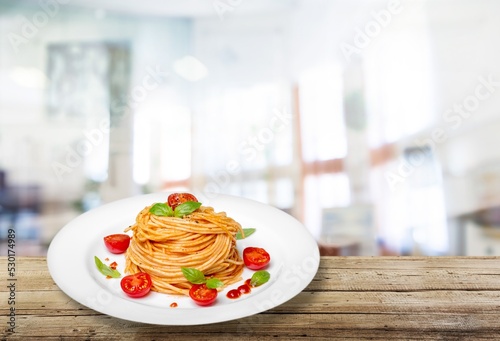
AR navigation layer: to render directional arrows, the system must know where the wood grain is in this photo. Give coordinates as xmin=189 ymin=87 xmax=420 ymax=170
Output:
xmin=2 ymin=256 xmax=500 ymax=340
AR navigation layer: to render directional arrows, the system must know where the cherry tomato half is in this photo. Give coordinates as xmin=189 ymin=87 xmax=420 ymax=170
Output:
xmin=189 ymin=283 xmax=218 ymax=306
xmin=243 ymin=247 xmax=271 ymax=270
xmin=120 ymin=272 xmax=152 ymax=298
xmin=167 ymin=193 xmax=198 ymax=210
xmin=103 ymin=234 xmax=131 ymax=254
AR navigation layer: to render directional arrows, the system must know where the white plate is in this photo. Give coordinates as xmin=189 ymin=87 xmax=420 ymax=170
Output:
xmin=47 ymin=193 xmax=320 ymax=325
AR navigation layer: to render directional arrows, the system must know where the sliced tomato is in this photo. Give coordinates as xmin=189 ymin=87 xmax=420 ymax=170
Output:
xmin=167 ymin=193 xmax=198 ymax=210
xmin=243 ymin=247 xmax=271 ymax=270
xmin=120 ymin=272 xmax=152 ymax=298
xmin=103 ymin=234 xmax=130 ymax=254
xmin=189 ymin=283 xmax=217 ymax=306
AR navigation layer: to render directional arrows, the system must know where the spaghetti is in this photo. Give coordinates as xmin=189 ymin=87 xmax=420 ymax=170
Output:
xmin=124 ymin=204 xmax=245 ymax=296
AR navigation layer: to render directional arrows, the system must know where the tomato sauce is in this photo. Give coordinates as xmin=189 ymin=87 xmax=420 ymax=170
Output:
xmin=226 ymin=289 xmax=241 ymax=299
xmin=170 ymin=302 xmax=178 ymax=308
xmin=226 ymin=279 xmax=253 ymax=299
xmin=238 ymin=284 xmax=251 ymax=294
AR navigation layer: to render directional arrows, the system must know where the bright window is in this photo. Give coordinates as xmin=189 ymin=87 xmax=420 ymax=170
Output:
xmin=133 ymin=105 xmax=192 ymax=186
xmin=299 ymin=64 xmax=347 ymax=161
xmin=364 ymin=13 xmax=435 ymax=147
xmin=160 ymin=106 xmax=192 ymax=182
xmin=304 ymin=173 xmax=351 ymax=238
xmin=191 ymin=81 xmax=296 ymax=209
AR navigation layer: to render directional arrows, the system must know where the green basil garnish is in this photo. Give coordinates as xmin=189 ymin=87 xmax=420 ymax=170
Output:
xmin=174 ymin=201 xmax=202 ymax=217
xmin=236 ymin=228 xmax=256 ymax=240
xmin=149 ymin=203 xmax=174 ymax=216
xmin=206 ymin=278 xmax=224 ymax=289
xmin=181 ymin=267 xmax=223 ymax=289
xmin=94 ymin=256 xmax=121 ymax=278
xmin=149 ymin=201 xmax=201 ymax=217
xmin=181 ymin=267 xmax=207 ymax=284
xmin=250 ymin=270 xmax=270 ymax=287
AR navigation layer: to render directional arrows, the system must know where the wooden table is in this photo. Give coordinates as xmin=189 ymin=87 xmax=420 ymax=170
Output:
xmin=2 ymin=256 xmax=500 ymax=340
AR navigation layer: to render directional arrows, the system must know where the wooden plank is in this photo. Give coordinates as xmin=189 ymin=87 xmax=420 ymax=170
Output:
xmin=0 ymin=257 xmax=58 ymax=292
xmin=318 ymin=256 xmax=500 ymax=270
xmin=3 ymin=256 xmax=500 ymax=340
xmin=3 ymin=313 xmax=500 ymax=340
xmin=3 ymin=257 xmax=500 ymax=293
xmin=5 ymin=291 xmax=500 ymax=315
xmin=6 ymin=290 xmax=500 ymax=315
xmin=308 ymin=268 xmax=500 ymax=291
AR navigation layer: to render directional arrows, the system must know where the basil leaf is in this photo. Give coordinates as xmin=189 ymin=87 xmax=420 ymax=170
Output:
xmin=181 ymin=267 xmax=206 ymax=284
xmin=94 ymin=256 xmax=121 ymax=278
xmin=149 ymin=203 xmax=174 ymax=217
xmin=174 ymin=201 xmax=202 ymax=217
xmin=250 ymin=270 xmax=270 ymax=287
xmin=236 ymin=228 xmax=256 ymax=240
xmin=206 ymin=278 xmax=224 ymax=289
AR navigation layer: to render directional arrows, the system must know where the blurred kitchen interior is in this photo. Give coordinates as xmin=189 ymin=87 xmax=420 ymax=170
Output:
xmin=1 ymin=0 xmax=500 ymax=256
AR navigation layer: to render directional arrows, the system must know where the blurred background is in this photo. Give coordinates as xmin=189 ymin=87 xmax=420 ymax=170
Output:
xmin=1 ymin=0 xmax=500 ymax=257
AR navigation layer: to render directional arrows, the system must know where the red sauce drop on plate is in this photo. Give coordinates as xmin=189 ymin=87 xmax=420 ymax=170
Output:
xmin=170 ymin=302 xmax=178 ymax=308
xmin=227 ymin=279 xmax=254 ymax=300
xmin=238 ymin=284 xmax=251 ymax=294
xmin=226 ymin=289 xmax=241 ymax=299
